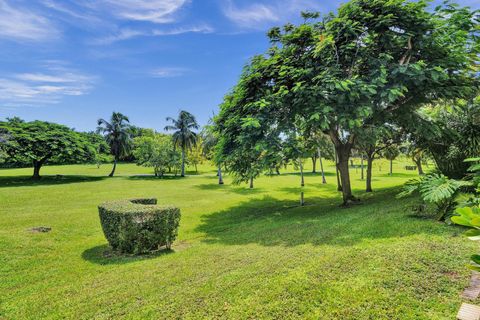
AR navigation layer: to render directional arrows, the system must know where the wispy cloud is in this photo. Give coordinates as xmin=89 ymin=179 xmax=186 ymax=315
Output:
xmin=150 ymin=67 xmax=190 ymax=78
xmin=93 ymin=24 xmax=214 ymax=45
xmin=0 ymin=0 xmax=60 ymax=42
xmin=95 ymin=0 xmax=190 ymax=24
xmin=223 ymin=0 xmax=323 ymax=29
xmin=223 ymin=2 xmax=279 ymax=28
xmin=0 ymin=62 xmax=96 ymax=106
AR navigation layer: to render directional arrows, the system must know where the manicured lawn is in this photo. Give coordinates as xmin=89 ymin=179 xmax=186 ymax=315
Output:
xmin=0 ymin=160 xmax=475 ymax=319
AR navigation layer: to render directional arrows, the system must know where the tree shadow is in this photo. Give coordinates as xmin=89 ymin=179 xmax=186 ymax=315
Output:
xmin=195 ymin=188 xmax=453 ymax=248
xmin=277 ymin=183 xmax=339 ymax=195
xmin=0 ymin=175 xmax=107 ymax=188
xmin=128 ymin=175 xmax=185 ymax=181
xmin=281 ymin=171 xmax=336 ymax=177
xmin=193 ymin=183 xmax=266 ymax=195
xmin=82 ymin=244 xmax=175 ymax=265
xmin=381 ymin=172 xmax=420 ymax=178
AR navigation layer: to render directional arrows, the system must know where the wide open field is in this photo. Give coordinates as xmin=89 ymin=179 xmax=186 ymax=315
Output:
xmin=0 ymin=160 xmax=475 ymax=319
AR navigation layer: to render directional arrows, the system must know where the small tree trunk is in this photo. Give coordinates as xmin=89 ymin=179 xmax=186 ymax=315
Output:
xmin=181 ymin=149 xmax=186 ymax=177
xmin=195 ymin=163 xmax=198 ymax=173
xmin=335 ymin=150 xmax=342 ymax=192
xmin=318 ymin=148 xmax=326 ymax=184
xmin=218 ymin=165 xmax=224 ymax=185
xmin=335 ymin=144 xmax=356 ymax=205
xmin=389 ymin=159 xmax=393 ymax=176
xmin=300 ymin=192 xmax=305 ymax=206
xmin=366 ymin=155 xmax=373 ymax=193
xmin=109 ymin=158 xmax=117 ymax=177
xmin=418 ymin=162 xmax=424 ymax=175
xmin=32 ymin=160 xmax=42 ymax=179
xmin=276 ymin=167 xmax=280 ymax=175
xmin=299 ymin=160 xmax=305 ymax=187
xmin=414 ymin=158 xmax=425 ymax=175
xmin=360 ymin=156 xmax=364 ymax=180
xmin=311 ymin=156 xmax=317 ymax=173
xmin=249 ymin=176 xmax=254 ymax=189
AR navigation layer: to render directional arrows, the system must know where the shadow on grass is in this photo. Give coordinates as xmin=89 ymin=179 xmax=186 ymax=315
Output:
xmin=281 ymin=171 xmax=337 ymax=177
xmin=128 ymin=174 xmax=185 ymax=181
xmin=195 ymin=188 xmax=453 ymax=248
xmin=82 ymin=244 xmax=174 ymax=265
xmin=194 ymin=183 xmax=267 ymax=195
xmin=0 ymin=175 xmax=107 ymax=188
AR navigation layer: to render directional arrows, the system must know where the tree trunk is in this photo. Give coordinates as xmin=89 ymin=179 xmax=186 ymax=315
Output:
xmin=311 ymin=156 xmax=317 ymax=173
xmin=218 ymin=165 xmax=224 ymax=185
xmin=335 ymin=150 xmax=342 ymax=192
xmin=335 ymin=144 xmax=356 ymax=205
xmin=181 ymin=149 xmax=185 ymax=177
xmin=276 ymin=167 xmax=280 ymax=175
xmin=360 ymin=155 xmax=364 ymax=180
xmin=32 ymin=160 xmax=42 ymax=179
xmin=109 ymin=158 xmax=117 ymax=177
xmin=299 ymin=160 xmax=305 ymax=187
xmin=366 ymin=155 xmax=374 ymax=193
xmin=389 ymin=159 xmax=393 ymax=176
xmin=418 ymin=162 xmax=424 ymax=175
xmin=195 ymin=163 xmax=198 ymax=173
xmin=414 ymin=158 xmax=425 ymax=175
xmin=249 ymin=176 xmax=254 ymax=189
xmin=318 ymin=148 xmax=326 ymax=184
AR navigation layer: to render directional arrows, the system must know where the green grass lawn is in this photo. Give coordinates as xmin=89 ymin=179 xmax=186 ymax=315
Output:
xmin=0 ymin=160 xmax=476 ymax=319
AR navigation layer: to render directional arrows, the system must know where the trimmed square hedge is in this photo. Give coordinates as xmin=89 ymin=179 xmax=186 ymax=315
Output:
xmin=98 ymin=198 xmax=180 ymax=254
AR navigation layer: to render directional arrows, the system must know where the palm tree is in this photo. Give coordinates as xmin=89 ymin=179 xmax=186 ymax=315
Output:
xmin=165 ymin=110 xmax=199 ymax=177
xmin=97 ymin=112 xmax=132 ymax=177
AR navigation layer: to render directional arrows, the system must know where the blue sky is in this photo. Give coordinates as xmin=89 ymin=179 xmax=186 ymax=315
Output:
xmin=0 ymin=0 xmax=478 ymax=132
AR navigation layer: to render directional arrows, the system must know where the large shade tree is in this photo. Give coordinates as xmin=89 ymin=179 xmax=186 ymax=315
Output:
xmin=215 ymin=0 xmax=479 ymax=205
xmin=97 ymin=112 xmax=133 ymax=177
xmin=164 ymin=110 xmax=199 ymax=177
xmin=0 ymin=120 xmax=93 ymax=179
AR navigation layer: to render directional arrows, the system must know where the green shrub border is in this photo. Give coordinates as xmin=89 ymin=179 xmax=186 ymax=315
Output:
xmin=98 ymin=198 xmax=180 ymax=254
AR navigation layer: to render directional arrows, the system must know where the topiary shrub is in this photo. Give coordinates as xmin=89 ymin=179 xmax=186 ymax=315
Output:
xmin=98 ymin=198 xmax=180 ymax=254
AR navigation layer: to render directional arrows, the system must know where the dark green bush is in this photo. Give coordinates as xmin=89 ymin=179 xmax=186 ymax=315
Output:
xmin=98 ymin=198 xmax=180 ymax=254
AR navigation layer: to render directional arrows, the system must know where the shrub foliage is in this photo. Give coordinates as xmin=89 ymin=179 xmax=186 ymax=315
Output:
xmin=98 ymin=198 xmax=180 ymax=254
xmin=398 ymin=173 xmax=471 ymax=221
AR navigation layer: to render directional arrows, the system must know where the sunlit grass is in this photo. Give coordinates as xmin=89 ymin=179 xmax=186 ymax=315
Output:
xmin=0 ymin=159 xmax=473 ymax=319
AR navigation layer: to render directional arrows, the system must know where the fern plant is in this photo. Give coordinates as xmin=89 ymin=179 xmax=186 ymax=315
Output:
xmin=451 ymin=205 xmax=480 ymax=271
xmin=398 ymin=173 xmax=472 ymax=221
xmin=466 ymin=157 xmax=480 ymax=191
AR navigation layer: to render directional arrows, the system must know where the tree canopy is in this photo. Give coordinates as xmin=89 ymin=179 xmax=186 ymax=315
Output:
xmin=0 ymin=119 xmax=93 ymax=178
xmin=133 ymin=133 xmax=181 ymax=177
xmin=215 ymin=0 xmax=479 ymax=204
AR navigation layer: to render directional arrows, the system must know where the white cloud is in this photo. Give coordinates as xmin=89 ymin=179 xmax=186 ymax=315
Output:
xmin=98 ymin=0 xmax=189 ymax=24
xmin=0 ymin=63 xmax=96 ymax=106
xmin=223 ymin=2 xmax=279 ymax=28
xmin=150 ymin=67 xmax=190 ymax=78
xmin=0 ymin=0 xmax=59 ymax=41
xmin=223 ymin=0 xmax=323 ymax=29
xmin=152 ymin=25 xmax=214 ymax=36
xmin=94 ymin=24 xmax=214 ymax=45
